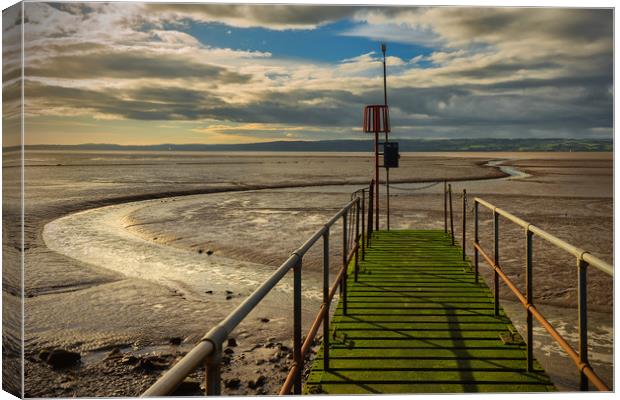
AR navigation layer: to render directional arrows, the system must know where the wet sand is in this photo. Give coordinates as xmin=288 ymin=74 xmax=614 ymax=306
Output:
xmin=5 ymin=151 xmax=612 ymax=395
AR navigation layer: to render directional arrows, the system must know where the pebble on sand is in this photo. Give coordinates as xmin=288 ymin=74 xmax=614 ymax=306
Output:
xmin=43 ymin=349 xmax=81 ymax=369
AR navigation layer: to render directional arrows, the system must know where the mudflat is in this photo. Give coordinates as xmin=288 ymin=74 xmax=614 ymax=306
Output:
xmin=3 ymin=151 xmax=611 ymax=395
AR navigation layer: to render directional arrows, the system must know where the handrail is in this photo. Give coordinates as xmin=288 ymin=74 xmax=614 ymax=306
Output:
xmin=143 ymin=189 xmax=366 ymax=397
xmin=475 ymin=198 xmax=612 ymax=276
xmin=472 ymin=197 xmax=612 ymax=392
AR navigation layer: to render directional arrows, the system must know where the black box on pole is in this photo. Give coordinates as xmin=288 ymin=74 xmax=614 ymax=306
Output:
xmin=383 ymin=142 xmax=400 ymax=168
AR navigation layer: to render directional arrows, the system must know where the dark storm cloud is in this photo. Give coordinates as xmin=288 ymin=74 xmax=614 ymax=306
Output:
xmin=434 ymin=8 xmax=612 ymax=44
xmin=26 ymin=51 xmax=252 ymax=83
xmin=445 ymin=61 xmax=560 ymax=79
xmin=26 ymin=82 xmax=223 ymax=120
xmin=145 ymin=4 xmax=362 ymax=27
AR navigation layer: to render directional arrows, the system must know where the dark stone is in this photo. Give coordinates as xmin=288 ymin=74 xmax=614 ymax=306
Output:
xmin=120 ymin=355 xmax=139 ymax=365
xmin=198 ymin=249 xmax=204 ymax=254
xmin=223 ymin=348 xmax=234 ymax=355
xmin=169 ymin=337 xmax=182 ymax=346
xmin=227 ymin=338 xmax=237 ymax=347
xmin=255 ymin=359 xmax=265 ymax=365
xmin=224 ymin=378 xmax=241 ymax=389
xmin=259 ymin=318 xmax=270 ymax=323
xmin=206 ymin=250 xmax=214 ymax=255
xmin=171 ymin=379 xmax=202 ymax=396
xmin=279 ymin=345 xmax=289 ymax=352
xmin=248 ymin=375 xmax=267 ymax=389
xmin=225 ymin=290 xmax=233 ymax=294
xmin=226 ymin=295 xmax=233 ymax=300
xmin=134 ymin=357 xmax=168 ymax=372
xmin=45 ymin=349 xmax=81 ymax=369
xmin=205 ymin=290 xmax=213 ymax=294
xmin=104 ymin=347 xmax=122 ymax=360
xmin=38 ymin=350 xmax=51 ymax=361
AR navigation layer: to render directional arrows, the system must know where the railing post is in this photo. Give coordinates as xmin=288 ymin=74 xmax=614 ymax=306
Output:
xmin=448 ymin=184 xmax=454 ymax=245
xmin=361 ymin=189 xmax=366 ymax=260
xmin=462 ymin=189 xmax=467 ymax=261
xmin=293 ymin=258 xmax=302 ymax=394
xmin=578 ymin=258 xmax=589 ymax=391
xmin=204 ymin=345 xmax=222 ymax=395
xmin=444 ymin=180 xmax=447 ymax=234
xmin=494 ymin=210 xmax=500 ymax=316
xmin=322 ymin=231 xmax=330 ymax=371
xmin=367 ymin=181 xmax=374 ymax=248
xmin=354 ymin=198 xmax=360 ymax=282
xmin=474 ymin=201 xmax=479 ymax=284
xmin=526 ymin=230 xmax=533 ymax=372
xmin=342 ymin=211 xmax=348 ymax=316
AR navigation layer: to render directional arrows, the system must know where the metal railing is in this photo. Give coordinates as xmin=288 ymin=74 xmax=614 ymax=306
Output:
xmin=143 ymin=183 xmax=374 ymax=396
xmin=472 ymin=196 xmax=613 ymax=391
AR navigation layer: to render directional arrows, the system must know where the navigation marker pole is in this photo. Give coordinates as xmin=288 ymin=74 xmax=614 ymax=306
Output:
xmin=382 ymin=43 xmax=390 ymax=231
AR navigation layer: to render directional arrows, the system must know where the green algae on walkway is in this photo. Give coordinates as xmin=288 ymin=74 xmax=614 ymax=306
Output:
xmin=304 ymin=230 xmax=555 ymax=394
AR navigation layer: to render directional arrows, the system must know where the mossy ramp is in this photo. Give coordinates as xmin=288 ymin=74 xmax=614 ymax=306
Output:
xmin=304 ymin=230 xmax=555 ymax=394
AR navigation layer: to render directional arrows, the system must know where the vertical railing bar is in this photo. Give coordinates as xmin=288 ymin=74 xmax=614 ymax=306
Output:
xmin=361 ymin=189 xmax=366 ymax=260
xmin=444 ymin=180 xmax=447 ymax=234
xmin=293 ymin=258 xmax=302 ymax=394
xmin=578 ymin=258 xmax=589 ymax=391
xmin=462 ymin=189 xmax=467 ymax=261
xmin=494 ymin=211 xmax=500 ymax=317
xmin=354 ymin=198 xmax=360 ymax=282
xmin=448 ymin=184 xmax=454 ymax=246
xmin=474 ymin=201 xmax=479 ymax=284
xmin=342 ymin=211 xmax=348 ymax=316
xmin=367 ymin=181 xmax=373 ymax=247
xmin=322 ymin=231 xmax=330 ymax=371
xmin=204 ymin=345 xmax=222 ymax=395
xmin=526 ymin=229 xmax=533 ymax=372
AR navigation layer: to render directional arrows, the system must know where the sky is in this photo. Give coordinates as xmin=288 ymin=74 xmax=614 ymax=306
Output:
xmin=1 ymin=2 xmax=614 ymax=145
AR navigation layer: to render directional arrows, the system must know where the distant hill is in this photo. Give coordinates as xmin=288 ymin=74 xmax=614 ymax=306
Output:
xmin=10 ymin=138 xmax=613 ymax=152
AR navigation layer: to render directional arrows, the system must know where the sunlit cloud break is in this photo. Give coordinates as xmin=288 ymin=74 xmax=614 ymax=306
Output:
xmin=4 ymin=3 xmax=612 ymax=145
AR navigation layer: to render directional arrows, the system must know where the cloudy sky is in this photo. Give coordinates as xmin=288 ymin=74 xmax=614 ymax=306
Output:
xmin=2 ymin=2 xmax=613 ymax=145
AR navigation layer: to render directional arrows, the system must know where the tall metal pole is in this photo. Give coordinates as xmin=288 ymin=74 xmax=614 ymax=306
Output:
xmin=382 ymin=43 xmax=390 ymax=231
xmin=375 ymin=131 xmax=379 ymax=231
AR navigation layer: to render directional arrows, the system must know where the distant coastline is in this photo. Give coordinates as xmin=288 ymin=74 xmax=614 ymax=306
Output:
xmin=7 ymin=138 xmax=613 ymax=152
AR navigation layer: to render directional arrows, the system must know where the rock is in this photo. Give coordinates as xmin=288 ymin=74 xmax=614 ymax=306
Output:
xmin=171 ymin=379 xmax=202 ymax=396
xmin=225 ymin=290 xmax=234 ymax=294
xmin=255 ymin=359 xmax=265 ymax=365
xmin=224 ymin=378 xmax=241 ymax=389
xmin=120 ymin=355 xmax=139 ymax=365
xmin=260 ymin=317 xmax=270 ymax=323
xmin=134 ymin=357 xmax=168 ymax=372
xmin=58 ymin=381 xmax=74 ymax=390
xmin=38 ymin=349 xmax=51 ymax=361
xmin=223 ymin=348 xmax=234 ymax=355
xmin=198 ymin=249 xmax=204 ymax=254
xmin=104 ymin=347 xmax=122 ymax=360
xmin=226 ymin=295 xmax=233 ymax=300
xmin=279 ymin=345 xmax=289 ymax=352
xmin=169 ymin=337 xmax=183 ymax=346
xmin=265 ymin=342 xmax=275 ymax=349
xmin=248 ymin=375 xmax=267 ymax=389
xmin=206 ymin=250 xmax=214 ymax=255
xmin=227 ymin=338 xmax=237 ymax=347
xmin=221 ymin=355 xmax=231 ymax=365
xmin=45 ymin=349 xmax=81 ymax=369
xmin=205 ymin=290 xmax=213 ymax=294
